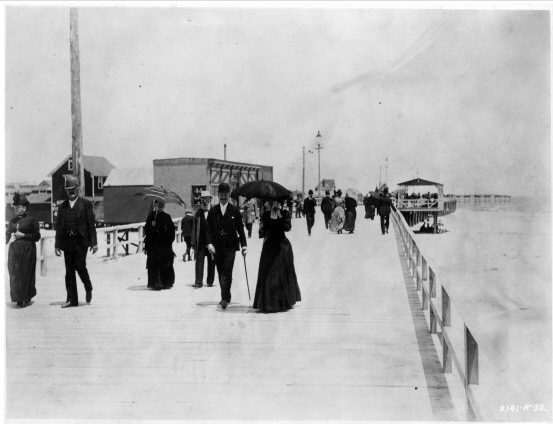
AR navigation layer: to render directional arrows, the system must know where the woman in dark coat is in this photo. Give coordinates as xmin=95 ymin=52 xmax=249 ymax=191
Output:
xmin=144 ymin=200 xmax=176 ymax=290
xmin=343 ymin=194 xmax=358 ymax=234
xmin=6 ymin=193 xmax=41 ymax=308
xmin=253 ymin=200 xmax=301 ymax=313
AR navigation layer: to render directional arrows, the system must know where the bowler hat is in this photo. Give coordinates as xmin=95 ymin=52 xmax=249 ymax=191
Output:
xmin=218 ymin=183 xmax=230 ymax=193
xmin=12 ymin=192 xmax=30 ymax=207
xmin=308 ymin=189 xmax=313 ymax=195
xmin=64 ymin=175 xmax=79 ymax=189
xmin=200 ymin=190 xmax=213 ymax=199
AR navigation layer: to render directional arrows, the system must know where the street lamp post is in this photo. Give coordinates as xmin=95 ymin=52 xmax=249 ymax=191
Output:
xmin=315 ymin=131 xmax=323 ymax=197
xmin=302 ymin=146 xmax=305 ymax=198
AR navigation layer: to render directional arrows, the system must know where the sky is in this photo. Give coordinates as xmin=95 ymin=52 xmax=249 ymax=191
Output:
xmin=2 ymin=2 xmax=551 ymax=197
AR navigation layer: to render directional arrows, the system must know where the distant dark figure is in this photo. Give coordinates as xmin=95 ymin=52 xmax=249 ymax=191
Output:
xmin=377 ymin=187 xmax=392 ymax=235
xmin=253 ymin=201 xmax=301 ymax=313
xmin=181 ymin=210 xmax=194 ymax=261
xmin=303 ymin=190 xmax=317 ymax=236
xmin=320 ymin=190 xmax=334 ymax=229
xmin=343 ymin=194 xmax=358 ymax=234
xmin=242 ymin=199 xmax=258 ymax=238
xmin=6 ymin=193 xmax=41 ymax=308
xmin=294 ymin=196 xmax=303 ymax=218
xmin=363 ymin=193 xmax=378 ymax=220
xmin=144 ymin=200 xmax=176 ymax=290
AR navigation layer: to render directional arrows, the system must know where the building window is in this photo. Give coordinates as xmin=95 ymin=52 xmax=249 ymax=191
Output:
xmin=68 ymin=159 xmax=73 ymax=171
xmin=192 ymin=185 xmax=206 ymax=206
xmin=97 ymin=177 xmax=104 ymax=190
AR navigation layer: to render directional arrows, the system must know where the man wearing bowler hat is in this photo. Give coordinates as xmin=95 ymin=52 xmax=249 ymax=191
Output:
xmin=206 ymin=183 xmax=247 ymax=310
xmin=191 ymin=190 xmax=216 ymax=288
xmin=55 ymin=175 xmax=98 ymax=308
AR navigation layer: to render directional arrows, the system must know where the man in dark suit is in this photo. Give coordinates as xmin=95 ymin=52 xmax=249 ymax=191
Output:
xmin=55 ymin=175 xmax=98 ymax=308
xmin=191 ymin=190 xmax=216 ymax=288
xmin=303 ymin=189 xmax=317 ymax=236
xmin=206 ymin=183 xmax=247 ymax=310
xmin=320 ymin=190 xmax=334 ymax=229
xmin=377 ymin=186 xmax=392 ymax=235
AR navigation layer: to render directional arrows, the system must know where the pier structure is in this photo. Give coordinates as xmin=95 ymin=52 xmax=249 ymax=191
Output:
xmin=393 ymin=177 xmax=457 ymax=232
xmin=450 ymin=194 xmax=511 ymax=205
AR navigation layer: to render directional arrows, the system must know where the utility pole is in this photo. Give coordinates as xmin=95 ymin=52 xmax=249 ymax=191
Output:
xmin=302 ymin=146 xmax=305 ymax=197
xmin=379 ymin=166 xmax=382 ymax=187
xmin=385 ymin=157 xmax=389 ymax=184
xmin=315 ymin=131 xmax=323 ymax=197
xmin=70 ymin=8 xmax=84 ymax=196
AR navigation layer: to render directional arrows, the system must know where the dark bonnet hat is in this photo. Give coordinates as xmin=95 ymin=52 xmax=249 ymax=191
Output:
xmin=12 ymin=192 xmax=30 ymax=207
xmin=218 ymin=183 xmax=230 ymax=193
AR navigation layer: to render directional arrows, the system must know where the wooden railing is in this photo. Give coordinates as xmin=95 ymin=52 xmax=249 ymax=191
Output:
xmin=390 ymin=207 xmax=493 ymax=421
xmin=36 ymin=218 xmax=184 ymax=276
xmin=394 ymin=198 xmax=439 ymax=208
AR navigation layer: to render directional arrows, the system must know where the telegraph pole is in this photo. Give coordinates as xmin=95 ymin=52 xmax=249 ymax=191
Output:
xmin=70 ymin=8 xmax=84 ymax=196
xmin=385 ymin=157 xmax=389 ymax=184
xmin=315 ymin=131 xmax=323 ymax=197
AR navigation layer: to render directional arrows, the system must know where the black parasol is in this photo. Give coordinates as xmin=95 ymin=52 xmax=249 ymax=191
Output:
xmin=231 ymin=180 xmax=292 ymax=201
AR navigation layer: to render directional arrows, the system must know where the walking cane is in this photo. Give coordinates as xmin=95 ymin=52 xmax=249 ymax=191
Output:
xmin=243 ymin=255 xmax=251 ymax=300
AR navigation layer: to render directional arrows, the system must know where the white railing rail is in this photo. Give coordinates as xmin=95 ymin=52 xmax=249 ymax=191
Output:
xmin=390 ymin=207 xmax=495 ymax=421
xmin=36 ymin=218 xmax=184 ymax=276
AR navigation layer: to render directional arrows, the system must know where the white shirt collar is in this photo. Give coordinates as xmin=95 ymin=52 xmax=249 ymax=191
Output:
xmin=69 ymin=198 xmax=78 ymax=208
xmin=220 ymin=202 xmax=228 ymax=215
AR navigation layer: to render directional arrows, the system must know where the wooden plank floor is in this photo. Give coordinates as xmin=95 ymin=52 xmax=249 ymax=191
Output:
xmin=5 ymin=214 xmax=459 ymax=421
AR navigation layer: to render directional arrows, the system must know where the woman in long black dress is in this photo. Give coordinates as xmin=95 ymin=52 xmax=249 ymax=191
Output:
xmin=5 ymin=193 xmax=41 ymax=308
xmin=253 ymin=200 xmax=301 ymax=313
xmin=144 ymin=200 xmax=176 ymax=290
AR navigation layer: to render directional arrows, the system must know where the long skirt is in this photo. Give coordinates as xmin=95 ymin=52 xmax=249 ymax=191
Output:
xmin=365 ymin=204 xmax=375 ymax=219
xmin=8 ymin=240 xmax=37 ymax=303
xmin=146 ymin=246 xmax=175 ymax=289
xmin=253 ymin=236 xmax=301 ymax=313
xmin=344 ymin=211 xmax=356 ymax=232
xmin=329 ymin=207 xmax=345 ymax=232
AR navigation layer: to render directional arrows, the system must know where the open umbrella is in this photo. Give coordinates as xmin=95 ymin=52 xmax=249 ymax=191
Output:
xmin=231 ymin=180 xmax=292 ymax=201
xmin=133 ymin=186 xmax=186 ymax=207
xmin=368 ymin=191 xmax=380 ymax=198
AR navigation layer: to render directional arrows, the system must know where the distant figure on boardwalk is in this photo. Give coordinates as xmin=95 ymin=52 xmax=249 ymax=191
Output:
xmin=303 ymin=190 xmax=317 ymax=236
xmin=191 ymin=191 xmax=215 ymax=288
xmin=144 ymin=200 xmax=176 ymax=290
xmin=242 ymin=199 xmax=258 ymax=238
xmin=6 ymin=193 xmax=41 ymax=308
xmin=253 ymin=201 xmax=301 ymax=313
xmin=320 ymin=190 xmax=334 ymax=229
xmin=206 ymin=183 xmax=248 ymax=310
xmin=294 ymin=195 xmax=303 ymax=218
xmin=55 ymin=175 xmax=98 ymax=308
xmin=363 ymin=192 xmax=378 ymax=220
xmin=329 ymin=197 xmax=345 ymax=234
xmin=377 ymin=186 xmax=392 ymax=235
xmin=343 ymin=193 xmax=358 ymax=234
xmin=181 ymin=210 xmax=194 ymax=261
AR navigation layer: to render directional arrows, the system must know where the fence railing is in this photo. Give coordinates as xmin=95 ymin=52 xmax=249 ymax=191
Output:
xmin=37 ymin=218 xmax=184 ymax=276
xmin=390 ymin=206 xmax=494 ymax=421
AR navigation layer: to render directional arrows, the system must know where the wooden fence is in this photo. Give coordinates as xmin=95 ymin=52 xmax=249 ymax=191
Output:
xmin=36 ymin=218 xmax=184 ymax=276
xmin=390 ymin=207 xmax=495 ymax=421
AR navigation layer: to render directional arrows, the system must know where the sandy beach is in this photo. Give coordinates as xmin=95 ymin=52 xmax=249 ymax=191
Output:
xmin=410 ymin=196 xmax=552 ymax=416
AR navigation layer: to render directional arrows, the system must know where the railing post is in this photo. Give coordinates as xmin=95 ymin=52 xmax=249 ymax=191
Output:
xmin=442 ymin=286 xmax=451 ymax=327
xmin=465 ymin=325 xmax=479 ymax=421
xmin=138 ymin=225 xmax=144 ymax=253
xmin=422 ymin=256 xmax=428 ymax=281
xmin=106 ymin=233 xmax=111 ymax=257
xmin=113 ymin=229 xmax=119 ymax=260
xmin=40 ymin=237 xmax=47 ymax=276
xmin=429 ymin=268 xmax=436 ymax=298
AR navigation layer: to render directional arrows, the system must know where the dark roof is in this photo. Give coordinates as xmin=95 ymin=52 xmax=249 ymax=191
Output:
xmin=397 ymin=178 xmax=443 ymax=187
xmin=48 ymin=155 xmax=115 ymax=177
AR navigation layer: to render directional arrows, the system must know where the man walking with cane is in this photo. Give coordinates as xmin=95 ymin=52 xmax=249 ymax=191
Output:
xmin=206 ymin=183 xmax=248 ymax=310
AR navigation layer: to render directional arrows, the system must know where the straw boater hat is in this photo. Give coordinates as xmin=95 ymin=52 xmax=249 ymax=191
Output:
xmin=200 ymin=190 xmax=213 ymax=199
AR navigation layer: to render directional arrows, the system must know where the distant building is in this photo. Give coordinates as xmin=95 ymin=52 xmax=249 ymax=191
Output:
xmin=48 ymin=155 xmax=116 ymax=221
xmin=315 ymin=179 xmax=336 ymax=194
xmin=153 ymin=157 xmax=273 ymax=217
xmin=103 ymin=167 xmax=153 ymax=224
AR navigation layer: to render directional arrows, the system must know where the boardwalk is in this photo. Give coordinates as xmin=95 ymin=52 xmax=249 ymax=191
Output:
xmin=5 ymin=215 xmax=460 ymax=421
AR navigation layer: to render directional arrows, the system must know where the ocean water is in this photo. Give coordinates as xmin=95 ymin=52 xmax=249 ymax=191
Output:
xmin=409 ymin=195 xmax=551 ymax=417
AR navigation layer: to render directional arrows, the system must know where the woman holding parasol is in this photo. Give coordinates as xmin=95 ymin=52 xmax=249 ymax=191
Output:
xmin=233 ymin=181 xmax=301 ymax=313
